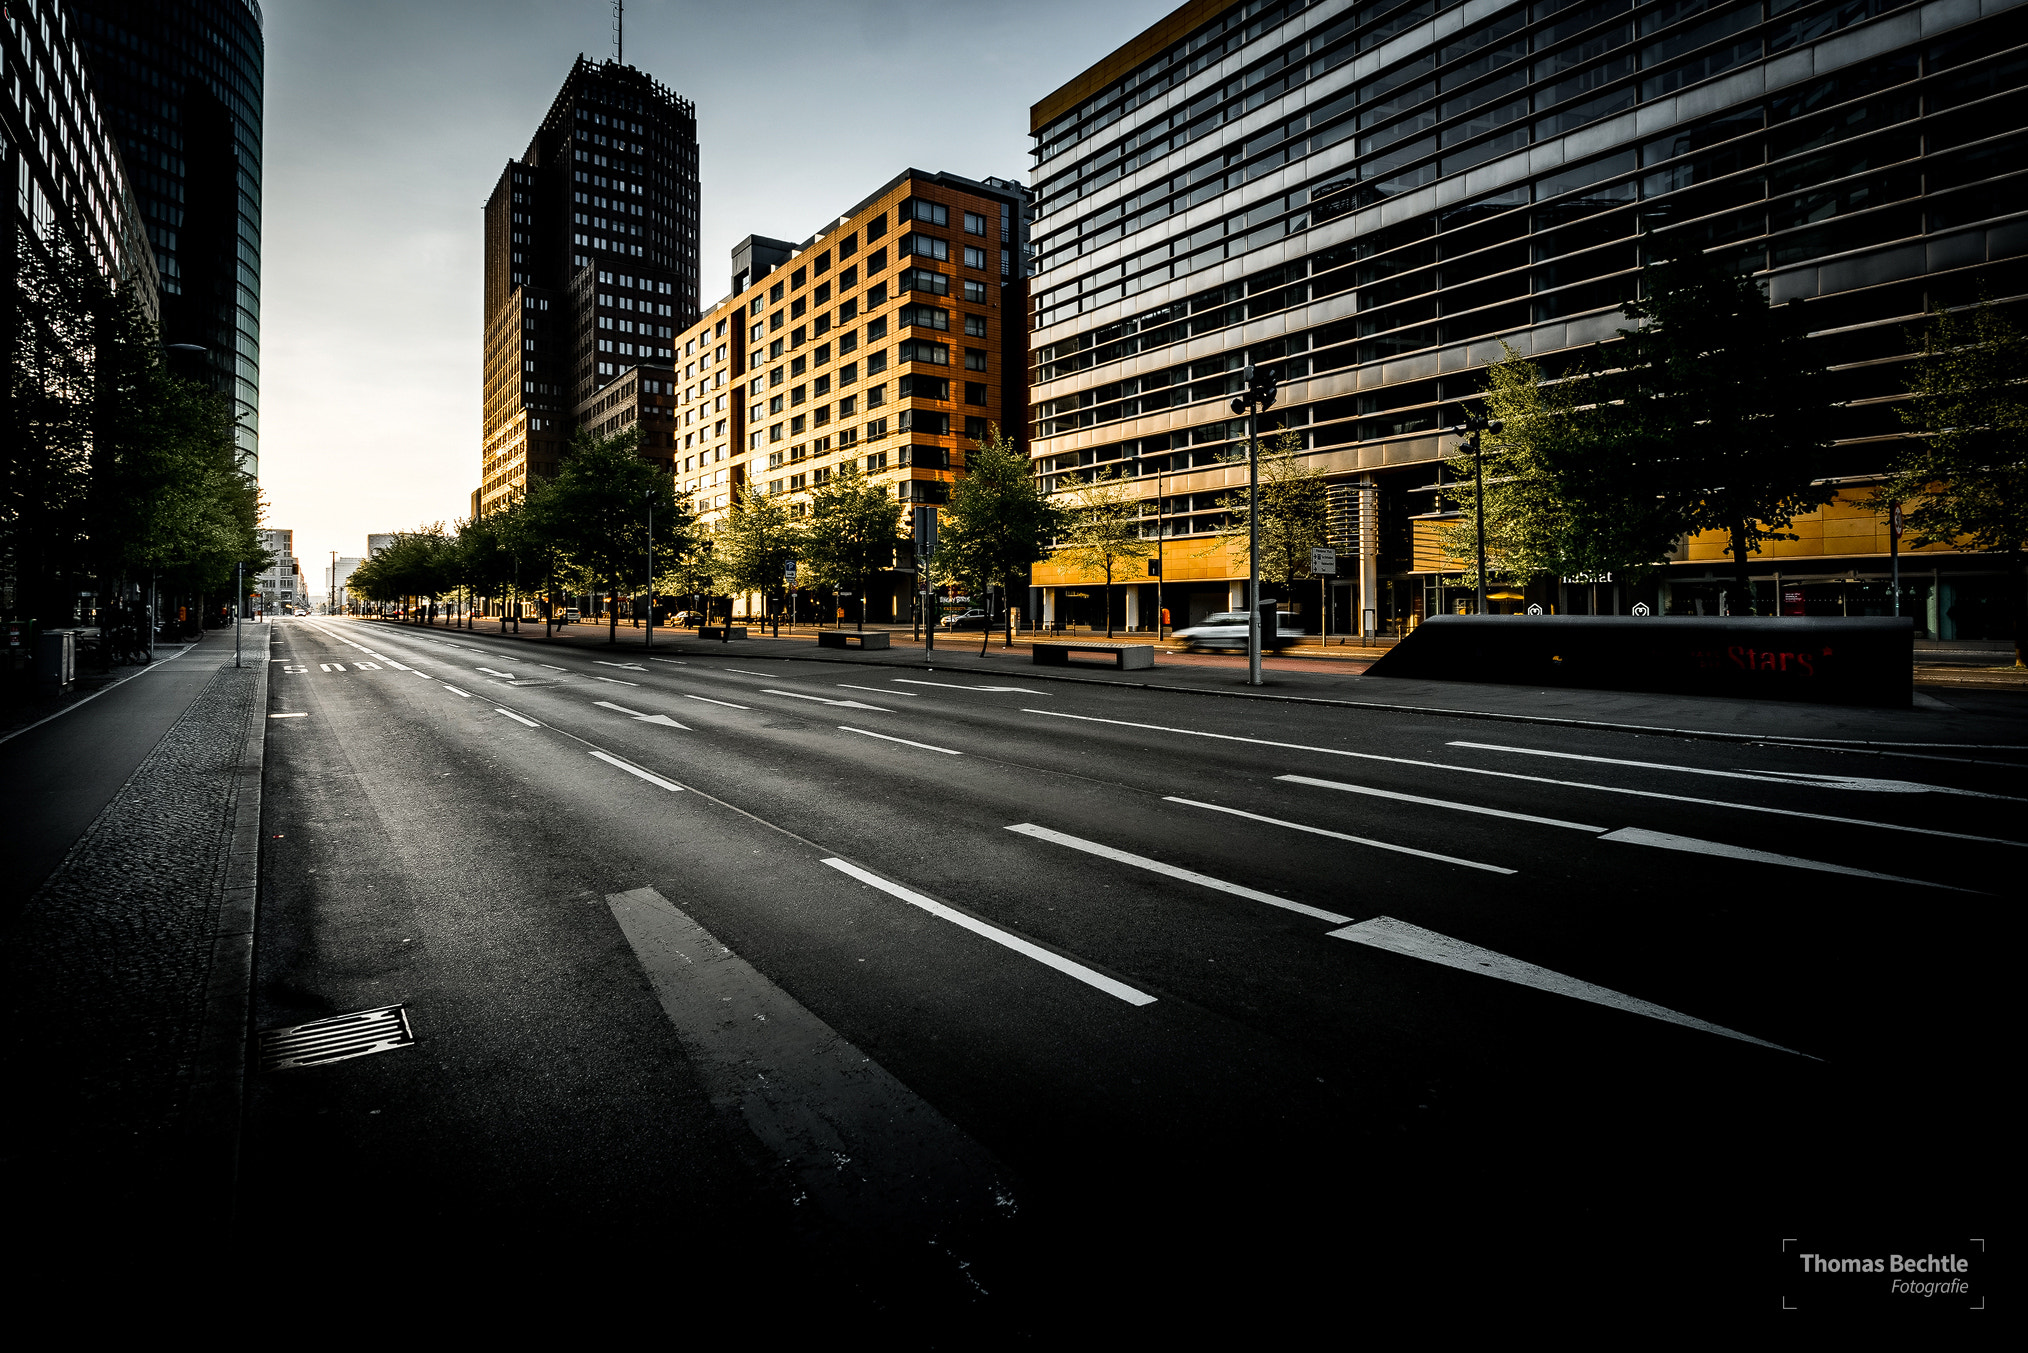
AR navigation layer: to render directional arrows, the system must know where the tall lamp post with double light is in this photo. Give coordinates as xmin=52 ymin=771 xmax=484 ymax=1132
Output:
xmin=1448 ymin=410 xmax=1504 ymax=616
xmin=1229 ymin=363 xmax=1279 ymax=686
xmin=644 ymin=488 xmax=656 ymax=649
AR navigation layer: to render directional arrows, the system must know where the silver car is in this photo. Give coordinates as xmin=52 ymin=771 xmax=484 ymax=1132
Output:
xmin=1173 ymin=610 xmax=1303 ymax=652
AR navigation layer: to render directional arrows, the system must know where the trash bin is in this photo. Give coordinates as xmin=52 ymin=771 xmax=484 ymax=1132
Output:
xmin=36 ymin=629 xmax=75 ymax=694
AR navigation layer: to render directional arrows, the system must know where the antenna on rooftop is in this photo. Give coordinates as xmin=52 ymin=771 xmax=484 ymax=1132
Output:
xmin=613 ymin=0 xmax=623 ymax=64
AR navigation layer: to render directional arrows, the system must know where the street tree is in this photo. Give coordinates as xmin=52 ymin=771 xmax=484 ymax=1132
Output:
xmin=800 ymin=462 xmax=904 ymax=631
xmin=1054 ymin=467 xmax=1153 ymax=637
xmin=1614 ymin=243 xmax=1837 ymax=612
xmin=1876 ymin=297 xmax=2028 ymax=665
xmin=938 ymin=424 xmax=1062 ymax=652
xmin=1218 ymin=427 xmax=1330 ymax=607
xmin=537 ymin=428 xmax=690 ymax=645
xmin=714 ymin=483 xmax=802 ymax=635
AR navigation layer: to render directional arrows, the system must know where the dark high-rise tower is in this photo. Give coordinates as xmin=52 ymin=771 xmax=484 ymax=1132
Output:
xmin=480 ymin=57 xmax=700 ymax=515
xmin=71 ymin=0 xmax=264 ymax=477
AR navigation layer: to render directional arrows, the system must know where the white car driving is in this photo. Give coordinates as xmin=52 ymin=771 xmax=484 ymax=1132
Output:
xmin=1173 ymin=610 xmax=1303 ymax=652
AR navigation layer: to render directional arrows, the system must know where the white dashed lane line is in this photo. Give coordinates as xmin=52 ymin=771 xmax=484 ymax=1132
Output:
xmin=495 ymin=708 xmax=540 ymax=727
xmin=837 ymin=727 xmax=960 ymax=755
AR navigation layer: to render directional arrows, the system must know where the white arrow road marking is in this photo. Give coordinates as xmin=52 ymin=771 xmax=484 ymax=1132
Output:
xmin=839 ymin=683 xmax=917 ymax=695
xmin=838 ymin=726 xmax=960 ymax=754
xmin=1328 ymin=916 xmax=1815 ymax=1058
xmin=495 ymin=708 xmax=540 ymax=727
xmin=1005 ymin=823 xmax=1352 ymax=925
xmin=593 ymin=675 xmax=640 ymax=686
xmin=761 ymin=689 xmax=891 ymax=711
xmin=442 ymin=685 xmax=473 ymax=698
xmin=1449 ymin=741 xmax=2027 ymax=801
xmin=1165 ymin=798 xmax=1516 ymax=875
xmin=821 ymin=858 xmax=1155 ymax=1006
xmin=892 ymin=679 xmax=1045 ymax=694
xmin=679 ymin=693 xmax=749 ymax=709
xmin=1276 ymin=775 xmax=1606 ymax=832
xmin=589 ymin=749 xmax=684 ymax=791
xmin=1598 ymin=827 xmax=1981 ymax=892
xmin=477 ymin=666 xmax=516 ymax=678
xmin=1022 ymin=710 xmax=2025 ymax=849
xmin=593 ymin=700 xmax=688 ymax=728
xmin=537 ymin=663 xmax=565 ymax=670
xmin=596 ymin=660 xmax=647 ymax=671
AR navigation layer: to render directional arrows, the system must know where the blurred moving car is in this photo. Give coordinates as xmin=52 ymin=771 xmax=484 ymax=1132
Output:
xmin=1172 ymin=610 xmax=1304 ymax=652
xmin=938 ymin=609 xmax=992 ymax=630
xmin=670 ymin=610 xmax=705 ymax=626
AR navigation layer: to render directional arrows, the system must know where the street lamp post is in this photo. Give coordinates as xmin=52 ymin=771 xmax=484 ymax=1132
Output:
xmin=1449 ymin=411 xmax=1504 ymax=616
xmin=234 ymin=561 xmax=243 ymax=668
xmin=1229 ymin=363 xmax=1279 ymax=686
xmin=644 ymin=488 xmax=655 ymax=649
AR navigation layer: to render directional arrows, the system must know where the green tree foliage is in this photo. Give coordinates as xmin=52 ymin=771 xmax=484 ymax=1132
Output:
xmin=1054 ymin=467 xmax=1152 ymax=637
xmin=527 ymin=428 xmax=691 ymax=644
xmin=937 ymin=424 xmax=1062 ymax=651
xmin=349 ymin=525 xmax=454 ymax=619
xmin=800 ymin=462 xmax=903 ymax=630
xmin=1218 ymin=428 xmax=1330 ymax=599
xmin=713 ymin=483 xmax=802 ymax=635
xmin=1615 ymin=245 xmax=1836 ymax=610
xmin=1878 ymin=298 xmax=2028 ymax=663
xmin=5 ymin=231 xmax=264 ymax=637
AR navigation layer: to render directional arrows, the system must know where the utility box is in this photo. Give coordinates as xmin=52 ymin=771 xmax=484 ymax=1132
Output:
xmin=36 ymin=629 xmax=75 ymax=694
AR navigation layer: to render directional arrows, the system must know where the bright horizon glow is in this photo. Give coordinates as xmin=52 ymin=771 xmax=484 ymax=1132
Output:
xmin=257 ymin=0 xmax=1177 ymax=593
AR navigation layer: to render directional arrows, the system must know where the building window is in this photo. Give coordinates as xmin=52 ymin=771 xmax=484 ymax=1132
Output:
xmin=964 ymin=314 xmax=988 ymax=338
xmin=965 ymin=347 xmax=987 ymax=371
xmin=839 ymin=233 xmax=858 ymax=259
xmin=816 ymin=343 xmax=833 ymax=366
xmin=899 ymin=410 xmax=949 ymax=436
xmin=792 ymin=325 xmax=807 ymax=347
xmin=964 ymin=416 xmax=990 ymax=440
xmin=866 ymin=419 xmax=889 ymax=441
xmin=770 ymin=310 xmax=785 ymax=331
xmin=964 ymin=246 xmax=987 ymax=270
xmin=963 ymin=280 xmax=987 ymax=304
xmin=750 ymin=297 xmax=764 ymax=316
xmin=898 ymin=268 xmax=948 ymax=297
xmin=900 ymin=232 xmax=949 ymax=262
xmin=839 ymin=298 xmax=859 ymax=323
xmin=840 ymin=394 xmax=858 ymax=416
xmin=770 ymin=423 xmax=785 ymax=443
xmin=841 ymin=363 xmax=859 ymax=387
xmin=866 ymin=451 xmax=889 ymax=472
xmin=749 ymin=323 xmax=764 ymax=343
xmin=769 ymin=395 xmax=785 ymax=415
xmin=899 ymin=339 xmax=949 ymax=365
xmin=770 ymin=281 xmax=785 ymax=303
xmin=963 ymin=211 xmax=986 ymax=236
xmin=866 ymin=350 xmax=889 ymax=376
xmin=815 ymin=405 xmax=831 ymax=426
xmin=770 ymin=338 xmax=786 ymax=359
xmin=791 ymin=297 xmax=806 ymax=320
xmin=902 ymin=197 xmax=949 ymax=226
xmin=866 ymin=215 xmax=887 ymax=242
xmin=814 ymin=374 xmax=831 ymax=396
xmin=867 ymin=384 xmax=886 ymax=409
xmin=965 ymin=382 xmax=987 ymax=405
xmin=840 ymin=331 xmax=860 ymax=356
xmin=899 ymin=374 xmax=949 ymax=400
xmin=814 ymin=282 xmax=831 ymax=305
xmin=791 ymin=414 xmax=807 ymax=434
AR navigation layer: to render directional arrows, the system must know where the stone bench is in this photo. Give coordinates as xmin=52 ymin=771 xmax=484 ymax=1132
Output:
xmin=1032 ymin=640 xmax=1154 ymax=670
xmin=817 ymin=629 xmax=890 ymax=650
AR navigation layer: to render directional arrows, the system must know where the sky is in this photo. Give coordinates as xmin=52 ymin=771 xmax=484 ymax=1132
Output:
xmin=259 ymin=0 xmax=1178 ymax=588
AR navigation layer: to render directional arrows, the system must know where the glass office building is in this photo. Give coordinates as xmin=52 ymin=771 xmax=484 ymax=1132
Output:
xmin=73 ymin=0 xmax=265 ymax=476
xmin=1026 ymin=0 xmax=2025 ymax=636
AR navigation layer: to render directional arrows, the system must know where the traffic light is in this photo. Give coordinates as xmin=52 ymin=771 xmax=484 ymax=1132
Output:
xmin=1254 ymin=368 xmax=1278 ymax=408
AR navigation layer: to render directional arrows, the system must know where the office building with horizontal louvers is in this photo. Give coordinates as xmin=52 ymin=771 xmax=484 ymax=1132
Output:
xmin=1025 ymin=0 xmax=2027 ymax=638
xmin=672 ymin=169 xmax=1031 ymax=624
xmin=480 ymin=56 xmax=700 ymax=516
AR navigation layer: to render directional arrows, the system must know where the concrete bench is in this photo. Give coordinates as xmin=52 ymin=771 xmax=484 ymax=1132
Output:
xmin=695 ymin=626 xmax=747 ymax=640
xmin=817 ymin=629 xmax=890 ymax=650
xmin=1032 ymin=640 xmax=1154 ymax=670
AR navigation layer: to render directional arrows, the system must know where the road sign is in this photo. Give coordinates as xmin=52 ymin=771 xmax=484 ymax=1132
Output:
xmin=1631 ymin=602 xmax=1652 ymax=617
xmin=783 ymin=559 xmax=797 ymax=583
xmin=1310 ymin=546 xmax=1337 ymax=576
xmin=1526 ymin=603 xmax=1543 ymax=615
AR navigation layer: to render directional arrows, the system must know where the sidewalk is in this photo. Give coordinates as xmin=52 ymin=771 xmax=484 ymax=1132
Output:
xmin=364 ymin=616 xmax=2028 ymax=749
xmin=0 ymin=624 xmax=269 ymax=1249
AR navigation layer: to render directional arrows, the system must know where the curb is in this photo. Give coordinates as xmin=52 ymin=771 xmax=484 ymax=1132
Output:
xmin=180 ymin=646 xmax=268 ymax=1227
xmin=359 ymin=619 xmax=2028 ymax=760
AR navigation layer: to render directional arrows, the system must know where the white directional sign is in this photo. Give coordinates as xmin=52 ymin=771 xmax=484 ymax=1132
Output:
xmin=1310 ymin=546 xmax=1337 ymax=576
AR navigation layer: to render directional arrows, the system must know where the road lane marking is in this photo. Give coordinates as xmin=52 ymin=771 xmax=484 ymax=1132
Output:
xmin=593 ymin=699 xmax=688 ymax=728
xmin=1276 ymin=775 xmax=1606 ymax=832
xmin=268 ymin=713 xmax=308 ymax=719
xmin=892 ymin=679 xmax=1044 ymax=694
xmin=538 ymin=663 xmax=565 ymax=670
xmin=385 ymin=660 xmax=412 ymax=670
xmin=477 ymin=666 xmax=516 ymax=677
xmin=596 ymin=660 xmax=647 ymax=671
xmin=1329 ymin=917 xmax=1813 ymax=1057
xmin=1004 ymin=823 xmax=1353 ymax=925
xmin=589 ymin=749 xmax=684 ymax=791
xmin=724 ymin=669 xmax=767 ymax=676
xmin=442 ymin=685 xmax=473 ymax=698
xmin=840 ymin=683 xmax=917 ymax=695
xmin=495 ymin=708 xmax=540 ymax=727
xmin=1024 ymin=710 xmax=2024 ymax=849
xmin=593 ymin=675 xmax=640 ymax=686
xmin=820 ymin=857 xmax=1155 ymax=1006
xmin=353 ymin=661 xmax=381 ymax=670
xmin=319 ymin=663 xmax=345 ymax=672
xmin=1165 ymin=798 xmax=1516 ymax=874
xmin=762 ymin=689 xmax=892 ymax=711
xmin=838 ymin=726 xmax=961 ymax=755
xmin=680 ymin=693 xmax=749 ymax=709
xmin=647 ymin=658 xmax=689 ymax=665
xmin=1598 ymin=827 xmax=1980 ymax=892
xmin=1448 ymin=741 xmax=2027 ymax=801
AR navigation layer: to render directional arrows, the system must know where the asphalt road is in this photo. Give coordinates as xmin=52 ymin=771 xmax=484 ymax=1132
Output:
xmin=243 ymin=617 xmax=2015 ymax=1323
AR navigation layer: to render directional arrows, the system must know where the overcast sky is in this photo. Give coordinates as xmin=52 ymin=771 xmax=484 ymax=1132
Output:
xmin=260 ymin=0 xmax=1176 ymax=583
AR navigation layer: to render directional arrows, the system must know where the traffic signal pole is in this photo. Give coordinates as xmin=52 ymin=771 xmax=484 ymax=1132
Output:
xmin=1231 ymin=364 xmax=1278 ymax=687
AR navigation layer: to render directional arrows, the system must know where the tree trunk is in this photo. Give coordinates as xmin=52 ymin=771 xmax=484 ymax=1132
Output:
xmin=1105 ymin=562 xmax=1115 ymax=638
xmin=1730 ymin=521 xmax=1755 ymax=616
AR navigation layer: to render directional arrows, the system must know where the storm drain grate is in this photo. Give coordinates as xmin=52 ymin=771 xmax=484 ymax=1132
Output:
xmin=260 ymin=1004 xmax=414 ymax=1071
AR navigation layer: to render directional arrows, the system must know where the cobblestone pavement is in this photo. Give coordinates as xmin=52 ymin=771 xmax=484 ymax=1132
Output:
xmin=0 ymin=649 xmax=264 ymax=1233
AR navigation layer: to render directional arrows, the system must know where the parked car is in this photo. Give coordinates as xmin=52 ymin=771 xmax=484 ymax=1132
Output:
xmin=560 ymin=608 xmax=581 ymax=624
xmin=938 ymin=609 xmax=992 ymax=630
xmin=1172 ymin=610 xmax=1304 ymax=652
xmin=670 ymin=610 xmax=705 ymax=626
